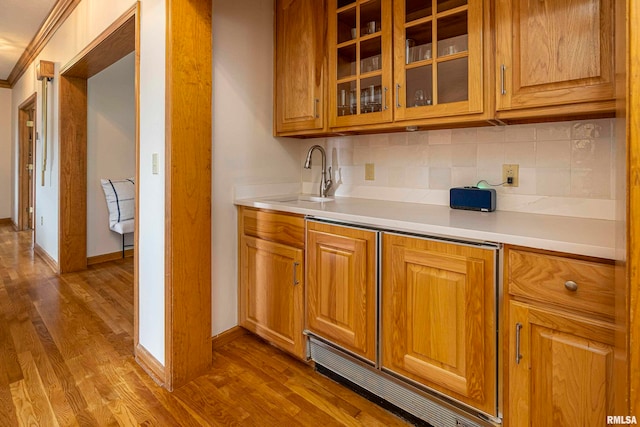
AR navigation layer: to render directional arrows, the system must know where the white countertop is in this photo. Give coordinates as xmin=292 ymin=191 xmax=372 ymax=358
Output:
xmin=235 ymin=195 xmax=616 ymax=259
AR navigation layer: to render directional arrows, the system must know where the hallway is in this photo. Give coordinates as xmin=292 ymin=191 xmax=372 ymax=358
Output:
xmin=0 ymin=224 xmax=411 ymax=426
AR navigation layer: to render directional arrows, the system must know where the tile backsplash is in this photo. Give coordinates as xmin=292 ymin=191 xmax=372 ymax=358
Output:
xmin=300 ymin=119 xmax=616 ymax=220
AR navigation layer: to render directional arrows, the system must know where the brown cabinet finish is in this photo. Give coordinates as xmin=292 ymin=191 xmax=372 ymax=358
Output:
xmin=504 ymin=245 xmax=615 ymax=426
xmin=238 ymin=207 xmax=306 ymax=360
xmin=306 ymin=222 xmax=377 ymax=362
xmin=508 ymin=301 xmax=615 ymax=427
xmin=495 ymin=0 xmax=615 ymax=120
xmin=508 ymin=249 xmax=615 ymax=319
xmin=381 ymin=233 xmax=497 ymax=415
xmin=274 ymin=0 xmax=326 ymax=135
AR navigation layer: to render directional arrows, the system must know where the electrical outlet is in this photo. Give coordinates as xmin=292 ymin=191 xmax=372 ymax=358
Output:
xmin=365 ymin=163 xmax=375 ymax=181
xmin=502 ymin=164 xmax=519 ymax=187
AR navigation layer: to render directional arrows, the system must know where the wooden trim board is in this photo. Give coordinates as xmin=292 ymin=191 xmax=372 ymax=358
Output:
xmin=0 ymin=218 xmax=12 ymax=225
xmin=164 ymin=0 xmax=212 ymax=390
xmin=87 ymin=249 xmax=134 ymax=266
xmin=211 ymin=327 xmax=248 ymax=351
xmin=34 ymin=243 xmax=59 ymax=273
xmin=6 ymin=0 xmax=81 ymax=86
xmin=135 ymin=343 xmax=166 ymax=387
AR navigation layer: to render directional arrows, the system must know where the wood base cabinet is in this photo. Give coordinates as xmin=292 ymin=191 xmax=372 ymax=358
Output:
xmin=508 ymin=301 xmax=615 ymax=427
xmin=306 ymin=221 xmax=377 ymax=362
xmin=504 ymin=246 xmax=616 ymax=426
xmin=238 ymin=208 xmax=306 ymax=360
xmin=381 ymin=233 xmax=497 ymax=415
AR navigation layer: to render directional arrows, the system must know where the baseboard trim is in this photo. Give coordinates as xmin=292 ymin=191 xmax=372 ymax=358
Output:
xmin=211 ymin=326 xmax=247 ymax=351
xmin=135 ymin=343 xmax=165 ymax=387
xmin=87 ymin=249 xmax=134 ymax=266
xmin=34 ymin=243 xmax=59 ymax=273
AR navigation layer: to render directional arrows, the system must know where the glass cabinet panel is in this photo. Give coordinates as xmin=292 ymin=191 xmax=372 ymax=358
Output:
xmin=360 ymin=76 xmax=383 ymax=114
xmin=399 ymin=0 xmax=473 ymax=115
xmin=330 ymin=0 xmax=392 ymax=126
xmin=338 ymin=44 xmax=357 ymax=79
xmin=360 ymin=0 xmax=382 ymax=36
xmin=406 ymin=66 xmax=433 ymax=107
xmin=438 ymin=57 xmax=468 ymax=103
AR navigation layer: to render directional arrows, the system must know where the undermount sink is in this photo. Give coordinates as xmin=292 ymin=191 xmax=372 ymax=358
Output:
xmin=270 ymin=194 xmax=334 ymax=203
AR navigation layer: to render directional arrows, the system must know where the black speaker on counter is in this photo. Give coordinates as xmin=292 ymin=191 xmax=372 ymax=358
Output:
xmin=449 ymin=187 xmax=496 ymax=212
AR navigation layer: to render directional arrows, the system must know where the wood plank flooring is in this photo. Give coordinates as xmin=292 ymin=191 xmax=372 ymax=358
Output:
xmin=0 ymin=224 xmax=412 ymax=426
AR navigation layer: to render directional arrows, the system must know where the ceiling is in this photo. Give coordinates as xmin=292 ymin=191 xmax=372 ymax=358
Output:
xmin=0 ymin=0 xmax=57 ymax=80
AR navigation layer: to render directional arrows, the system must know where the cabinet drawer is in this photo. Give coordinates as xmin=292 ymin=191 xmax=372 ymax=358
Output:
xmin=240 ymin=207 xmax=305 ymax=248
xmin=508 ymin=249 xmax=615 ymax=318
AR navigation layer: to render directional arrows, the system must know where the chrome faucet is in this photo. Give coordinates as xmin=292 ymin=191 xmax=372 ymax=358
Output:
xmin=304 ymin=145 xmax=332 ymax=198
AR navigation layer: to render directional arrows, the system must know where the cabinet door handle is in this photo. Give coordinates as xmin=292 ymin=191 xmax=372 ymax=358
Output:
xmin=395 ymin=84 xmax=401 ymax=108
xmin=383 ymin=87 xmax=388 ymax=110
xmin=564 ymin=280 xmax=578 ymax=291
xmin=515 ymin=322 xmax=523 ymax=365
xmin=293 ymin=262 xmax=300 ymax=286
xmin=314 ymin=98 xmax=320 ymax=118
xmin=500 ymin=64 xmax=507 ymax=95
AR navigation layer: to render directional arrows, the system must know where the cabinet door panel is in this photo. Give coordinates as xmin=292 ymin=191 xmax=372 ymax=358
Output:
xmin=275 ymin=0 xmax=325 ymax=133
xmin=496 ymin=0 xmax=614 ymax=112
xmin=382 ymin=233 xmax=496 ymax=415
xmin=508 ymin=301 xmax=615 ymax=427
xmin=307 ymin=222 xmax=377 ymax=361
xmin=240 ymin=235 xmax=305 ymax=359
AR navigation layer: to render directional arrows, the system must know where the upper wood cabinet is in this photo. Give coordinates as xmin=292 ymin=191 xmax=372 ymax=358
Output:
xmin=238 ymin=207 xmax=306 ymax=360
xmin=495 ymin=0 xmax=616 ymax=120
xmin=306 ymin=221 xmax=377 ymax=362
xmin=392 ymin=0 xmax=492 ymax=124
xmin=381 ymin=233 xmax=497 ymax=415
xmin=328 ymin=0 xmax=493 ymax=131
xmin=274 ymin=0 xmax=327 ymax=135
xmin=329 ymin=0 xmax=394 ymax=128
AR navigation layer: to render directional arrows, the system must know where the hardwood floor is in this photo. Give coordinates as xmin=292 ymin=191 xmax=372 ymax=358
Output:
xmin=0 ymin=224 xmax=412 ymax=426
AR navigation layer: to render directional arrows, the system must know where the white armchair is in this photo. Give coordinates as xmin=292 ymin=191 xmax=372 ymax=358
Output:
xmin=100 ymin=178 xmax=135 ymax=257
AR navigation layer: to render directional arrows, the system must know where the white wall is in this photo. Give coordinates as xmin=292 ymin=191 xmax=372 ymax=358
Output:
xmin=87 ymin=52 xmax=135 ymax=257
xmin=0 ymin=88 xmax=11 ymax=219
xmin=10 ymin=0 xmax=139 ymax=263
xmin=301 ymin=119 xmax=617 ymax=220
xmin=212 ymin=0 xmax=300 ymax=335
xmin=138 ymin=0 xmax=166 ymax=362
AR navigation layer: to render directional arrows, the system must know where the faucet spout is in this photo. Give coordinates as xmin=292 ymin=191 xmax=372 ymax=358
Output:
xmin=304 ymin=145 xmax=332 ymax=198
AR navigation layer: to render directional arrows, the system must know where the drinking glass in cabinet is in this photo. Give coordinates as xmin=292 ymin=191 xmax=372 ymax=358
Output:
xmin=337 ymin=6 xmax=357 ymax=44
xmin=360 ymin=78 xmax=382 ymax=114
xmin=406 ymin=21 xmax=432 ymax=64
xmin=360 ymin=0 xmax=381 ymax=36
xmin=406 ymin=65 xmax=433 ymax=108
xmin=337 ymin=82 xmax=357 ymax=116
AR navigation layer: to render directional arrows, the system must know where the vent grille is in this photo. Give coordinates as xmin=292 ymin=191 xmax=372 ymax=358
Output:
xmin=310 ymin=337 xmax=489 ymax=427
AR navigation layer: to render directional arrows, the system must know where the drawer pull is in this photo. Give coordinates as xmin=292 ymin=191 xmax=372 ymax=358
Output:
xmin=564 ymin=280 xmax=578 ymax=292
xmin=293 ymin=262 xmax=300 ymax=286
xmin=515 ymin=322 xmax=523 ymax=364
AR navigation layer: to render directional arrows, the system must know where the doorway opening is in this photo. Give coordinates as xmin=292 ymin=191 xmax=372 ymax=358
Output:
xmin=18 ymin=94 xmax=37 ymax=233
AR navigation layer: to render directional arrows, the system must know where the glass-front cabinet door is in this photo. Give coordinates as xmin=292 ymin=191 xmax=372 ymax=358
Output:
xmin=329 ymin=0 xmax=393 ymax=127
xmin=393 ymin=0 xmax=484 ymax=121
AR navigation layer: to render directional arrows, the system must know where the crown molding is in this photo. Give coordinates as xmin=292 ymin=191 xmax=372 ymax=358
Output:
xmin=6 ymin=0 xmax=81 ymax=87
xmin=0 ymin=80 xmax=10 ymax=89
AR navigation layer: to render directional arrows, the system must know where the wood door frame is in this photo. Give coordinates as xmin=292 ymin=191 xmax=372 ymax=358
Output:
xmin=17 ymin=93 xmax=37 ymax=232
xmin=58 ymin=1 xmax=212 ymax=389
